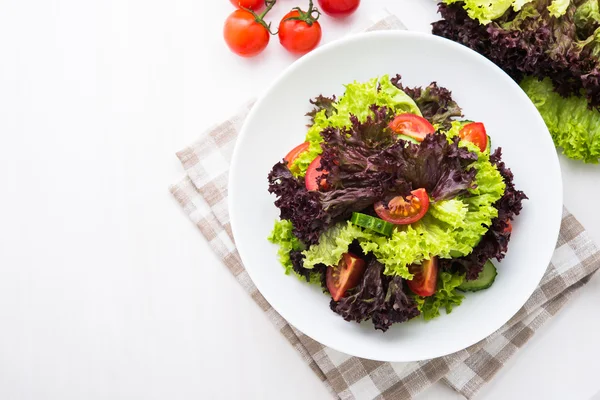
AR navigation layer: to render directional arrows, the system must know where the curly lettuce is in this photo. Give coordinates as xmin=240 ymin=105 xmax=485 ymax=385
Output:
xmin=443 ymin=0 xmax=569 ymax=24
xmin=520 ymin=76 xmax=600 ymax=163
xmin=302 ymin=138 xmax=505 ymax=278
xmin=291 ymin=75 xmax=421 ymax=176
xmin=267 ymin=219 xmax=304 ymax=275
xmin=414 ymin=272 xmax=465 ymax=320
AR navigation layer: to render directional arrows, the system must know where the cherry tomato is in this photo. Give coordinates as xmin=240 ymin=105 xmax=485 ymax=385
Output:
xmin=388 ymin=114 xmax=435 ymax=142
xmin=305 ymin=156 xmax=329 ymax=191
xmin=327 ymin=253 xmax=366 ymax=301
xmin=374 ymin=188 xmax=430 ymax=225
xmin=223 ymin=9 xmax=270 ymax=57
xmin=229 ymin=0 xmax=264 ymax=10
xmin=279 ymin=10 xmax=322 ymax=54
xmin=504 ymin=220 xmax=513 ymax=233
xmin=407 ymin=257 xmax=438 ymax=297
xmin=284 ymin=142 xmax=310 ymax=165
xmin=317 ymin=0 xmax=360 ymax=17
xmin=459 ymin=122 xmax=488 ymax=152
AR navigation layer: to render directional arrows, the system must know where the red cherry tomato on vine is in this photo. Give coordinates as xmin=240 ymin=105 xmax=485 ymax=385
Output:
xmin=317 ymin=0 xmax=360 ymax=17
xmin=229 ymin=0 xmax=264 ymax=10
xmin=279 ymin=10 xmax=322 ymax=54
xmin=223 ymin=9 xmax=270 ymax=57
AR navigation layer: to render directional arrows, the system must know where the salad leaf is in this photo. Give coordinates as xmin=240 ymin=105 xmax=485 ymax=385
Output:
xmin=441 ymin=148 xmax=527 ymax=279
xmin=442 ymin=0 xmax=570 ymax=24
xmin=443 ymin=0 xmax=514 ymax=24
xmin=391 ymin=75 xmax=463 ymax=130
xmin=414 ymin=272 xmax=465 ymax=320
xmin=268 ymin=162 xmax=329 ymax=245
xmin=520 ymin=76 xmax=600 ymax=163
xmin=548 ymin=0 xmax=571 ymax=18
xmin=267 ymin=219 xmax=304 ymax=275
xmin=302 ymin=222 xmax=379 ymax=270
xmin=432 ymin=0 xmax=600 ymax=162
xmin=378 ymin=133 xmax=478 ymax=201
xmin=330 ymin=259 xmax=420 ymax=332
xmin=268 ymin=220 xmax=326 ymax=285
xmin=575 ymin=0 xmax=600 ymax=33
xmin=306 ymin=95 xmax=336 ymax=125
xmin=290 ymin=75 xmax=421 ymax=176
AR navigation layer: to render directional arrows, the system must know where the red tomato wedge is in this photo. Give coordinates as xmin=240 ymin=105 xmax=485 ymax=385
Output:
xmin=327 ymin=253 xmax=366 ymax=301
xmin=284 ymin=142 xmax=310 ymax=165
xmin=374 ymin=188 xmax=430 ymax=225
xmin=305 ymin=156 xmax=329 ymax=191
xmin=459 ymin=122 xmax=488 ymax=152
xmin=407 ymin=257 xmax=439 ymax=297
xmin=504 ymin=220 xmax=513 ymax=233
xmin=388 ymin=114 xmax=435 ymax=142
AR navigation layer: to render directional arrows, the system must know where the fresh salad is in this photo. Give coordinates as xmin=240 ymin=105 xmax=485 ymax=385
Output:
xmin=267 ymin=75 xmax=527 ymax=331
xmin=433 ymin=0 xmax=600 ymax=163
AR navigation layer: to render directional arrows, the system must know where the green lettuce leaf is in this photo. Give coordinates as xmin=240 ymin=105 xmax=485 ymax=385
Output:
xmin=290 ymin=75 xmax=421 ymax=176
xmin=443 ymin=0 xmax=513 ymax=24
xmin=301 ymin=221 xmax=381 ymax=270
xmin=443 ymin=0 xmax=570 ymax=24
xmin=574 ymin=0 xmax=600 ymax=30
xmin=414 ymin=272 xmax=465 ymax=320
xmin=548 ymin=0 xmax=571 ymax=18
xmin=267 ymin=219 xmax=304 ymax=275
xmin=520 ymin=76 xmax=600 ymax=163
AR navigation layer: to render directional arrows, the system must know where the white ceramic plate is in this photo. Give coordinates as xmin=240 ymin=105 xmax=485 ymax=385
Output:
xmin=229 ymin=31 xmax=562 ymax=362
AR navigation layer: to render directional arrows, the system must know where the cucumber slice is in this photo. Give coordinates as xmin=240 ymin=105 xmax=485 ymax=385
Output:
xmin=397 ymin=134 xmax=420 ymax=144
xmin=486 ymin=135 xmax=491 ymax=153
xmin=457 ymin=260 xmax=497 ymax=292
xmin=350 ymin=212 xmax=394 ymax=236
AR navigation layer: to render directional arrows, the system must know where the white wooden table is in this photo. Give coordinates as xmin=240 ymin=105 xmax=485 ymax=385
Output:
xmin=2 ymin=0 xmax=600 ymax=399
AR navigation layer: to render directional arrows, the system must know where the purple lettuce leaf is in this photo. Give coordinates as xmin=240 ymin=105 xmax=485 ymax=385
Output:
xmin=432 ymin=1 xmax=600 ymax=109
xmin=377 ymin=133 xmax=478 ymax=201
xmin=391 ymin=74 xmax=463 ymax=130
xmin=330 ymin=259 xmax=420 ymax=332
xmin=441 ymin=148 xmax=528 ymax=280
xmin=306 ymin=94 xmax=336 ymax=125
xmin=267 ymin=162 xmax=330 ymax=245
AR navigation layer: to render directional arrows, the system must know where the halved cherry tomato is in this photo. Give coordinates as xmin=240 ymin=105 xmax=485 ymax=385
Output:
xmin=388 ymin=114 xmax=435 ymax=142
xmin=229 ymin=0 xmax=264 ymax=10
xmin=459 ymin=122 xmax=488 ymax=152
xmin=327 ymin=253 xmax=366 ymax=301
xmin=504 ymin=220 xmax=513 ymax=233
xmin=407 ymin=257 xmax=438 ymax=297
xmin=317 ymin=0 xmax=360 ymax=17
xmin=305 ymin=156 xmax=329 ymax=191
xmin=284 ymin=142 xmax=310 ymax=165
xmin=374 ymin=188 xmax=430 ymax=225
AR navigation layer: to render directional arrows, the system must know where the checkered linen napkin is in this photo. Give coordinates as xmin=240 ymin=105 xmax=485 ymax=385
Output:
xmin=170 ymin=15 xmax=600 ymax=400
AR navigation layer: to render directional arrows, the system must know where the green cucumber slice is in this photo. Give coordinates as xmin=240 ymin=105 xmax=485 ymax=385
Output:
xmin=457 ymin=260 xmax=497 ymax=292
xmin=397 ymin=134 xmax=420 ymax=144
xmin=350 ymin=212 xmax=394 ymax=236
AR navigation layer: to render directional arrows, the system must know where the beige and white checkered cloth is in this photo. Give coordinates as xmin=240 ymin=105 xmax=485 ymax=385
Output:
xmin=170 ymin=15 xmax=600 ymax=400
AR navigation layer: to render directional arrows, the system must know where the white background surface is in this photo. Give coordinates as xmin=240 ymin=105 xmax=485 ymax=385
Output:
xmin=1 ymin=0 xmax=599 ymax=399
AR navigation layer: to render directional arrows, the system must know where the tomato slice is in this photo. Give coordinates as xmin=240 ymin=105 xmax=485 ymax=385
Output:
xmin=504 ymin=219 xmax=513 ymax=233
xmin=407 ymin=257 xmax=438 ymax=297
xmin=305 ymin=156 xmax=329 ymax=191
xmin=388 ymin=114 xmax=435 ymax=142
xmin=459 ymin=122 xmax=488 ymax=152
xmin=284 ymin=142 xmax=310 ymax=165
xmin=326 ymin=253 xmax=366 ymax=301
xmin=374 ymin=188 xmax=430 ymax=225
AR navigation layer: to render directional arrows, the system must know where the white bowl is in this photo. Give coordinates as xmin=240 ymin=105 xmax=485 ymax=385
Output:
xmin=229 ymin=31 xmax=562 ymax=362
